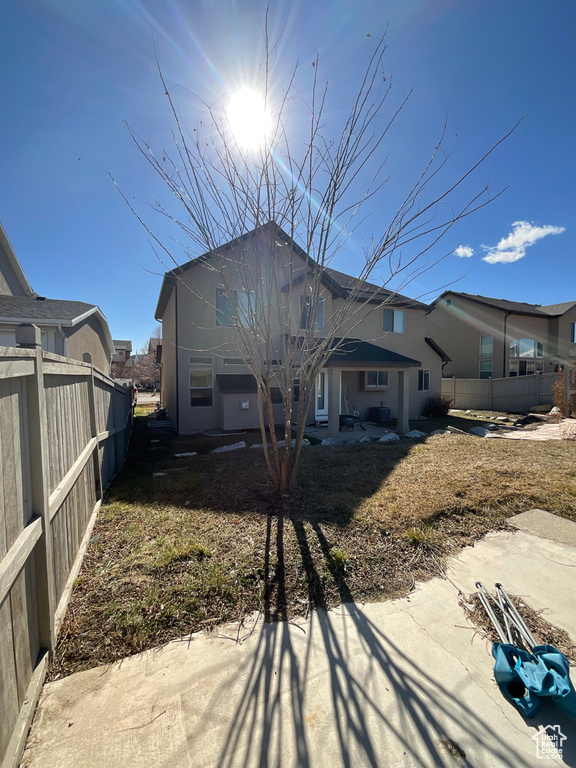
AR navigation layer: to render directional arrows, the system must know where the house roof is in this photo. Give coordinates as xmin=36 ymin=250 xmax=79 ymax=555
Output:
xmin=425 ymin=337 xmax=451 ymax=363
xmin=0 ymin=221 xmax=35 ymax=297
xmin=322 ymin=266 xmax=428 ymax=310
xmin=0 ymin=295 xmax=115 ymax=358
xmin=155 ymin=222 xmax=429 ymax=319
xmin=433 ymin=291 xmax=576 ymax=318
xmin=325 ymin=338 xmax=421 ymax=368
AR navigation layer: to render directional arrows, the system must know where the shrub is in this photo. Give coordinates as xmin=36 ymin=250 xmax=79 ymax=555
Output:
xmin=553 ymin=366 xmax=576 ymax=415
xmin=423 ymin=393 xmax=453 ymax=418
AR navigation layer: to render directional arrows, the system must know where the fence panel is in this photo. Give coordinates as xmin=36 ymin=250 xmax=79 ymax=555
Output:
xmin=0 ymin=336 xmax=132 ymax=768
xmin=442 ymin=373 xmax=557 ymax=412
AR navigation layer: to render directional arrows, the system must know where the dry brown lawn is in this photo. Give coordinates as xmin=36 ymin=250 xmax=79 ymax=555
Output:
xmin=49 ymin=418 xmax=576 ymax=679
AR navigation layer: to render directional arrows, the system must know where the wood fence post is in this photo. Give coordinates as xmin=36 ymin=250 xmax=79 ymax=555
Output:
xmin=15 ymin=324 xmax=56 ymax=652
xmin=83 ymin=354 xmax=103 ymax=502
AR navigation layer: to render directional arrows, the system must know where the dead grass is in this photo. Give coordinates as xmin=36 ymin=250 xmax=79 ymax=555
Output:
xmin=49 ymin=415 xmax=576 ymax=679
xmin=460 ymin=591 xmax=576 ymax=662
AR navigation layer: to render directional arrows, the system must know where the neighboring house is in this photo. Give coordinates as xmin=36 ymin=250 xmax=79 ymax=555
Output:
xmin=111 ymin=339 xmax=132 ymax=377
xmin=0 ymin=221 xmax=114 ymax=373
xmin=112 ymin=339 xmax=132 ymax=365
xmin=428 ymin=291 xmax=576 ymax=379
xmin=154 ymin=222 xmax=445 ymax=434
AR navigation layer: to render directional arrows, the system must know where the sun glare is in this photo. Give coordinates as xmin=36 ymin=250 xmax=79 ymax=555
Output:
xmin=227 ymin=89 xmax=271 ymax=151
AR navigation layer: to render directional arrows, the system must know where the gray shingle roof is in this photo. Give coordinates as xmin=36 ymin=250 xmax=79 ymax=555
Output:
xmin=326 ymin=338 xmax=421 ymax=367
xmin=323 ymin=267 xmax=428 ymax=310
xmin=0 ymin=295 xmax=98 ymax=323
xmin=438 ymin=292 xmax=576 ymax=318
xmin=541 ymin=301 xmax=576 ymax=316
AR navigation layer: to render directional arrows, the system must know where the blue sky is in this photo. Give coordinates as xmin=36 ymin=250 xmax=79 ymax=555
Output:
xmin=1 ymin=0 xmax=574 ymax=350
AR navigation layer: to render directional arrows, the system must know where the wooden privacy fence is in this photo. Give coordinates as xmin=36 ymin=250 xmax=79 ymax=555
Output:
xmin=441 ymin=372 xmax=557 ymax=412
xmin=0 ymin=325 xmax=133 ymax=768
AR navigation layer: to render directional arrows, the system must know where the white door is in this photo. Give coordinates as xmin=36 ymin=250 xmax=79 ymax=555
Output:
xmin=315 ymin=370 xmax=328 ymax=421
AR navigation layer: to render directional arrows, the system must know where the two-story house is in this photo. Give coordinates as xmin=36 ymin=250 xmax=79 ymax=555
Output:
xmin=154 ymin=222 xmax=445 ymax=435
xmin=428 ymin=291 xmax=576 ymax=379
xmin=0 ymin=220 xmax=115 ymax=373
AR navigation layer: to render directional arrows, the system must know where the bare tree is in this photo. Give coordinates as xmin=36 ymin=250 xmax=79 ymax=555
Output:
xmin=116 ymin=30 xmax=514 ymax=495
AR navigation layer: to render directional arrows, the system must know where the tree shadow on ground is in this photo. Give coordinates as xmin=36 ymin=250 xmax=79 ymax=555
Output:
xmin=174 ymin=515 xmax=576 ymax=768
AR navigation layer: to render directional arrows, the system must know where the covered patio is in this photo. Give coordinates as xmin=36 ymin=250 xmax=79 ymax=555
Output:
xmin=319 ymin=338 xmax=421 ymax=438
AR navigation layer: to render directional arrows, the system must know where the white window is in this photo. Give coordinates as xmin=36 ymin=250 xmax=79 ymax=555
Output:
xmin=417 ymin=369 xmax=430 ymax=391
xmin=509 ymin=339 xmax=544 ymax=376
xmin=364 ymin=370 xmax=389 ymax=389
xmin=383 ymin=309 xmax=405 ymax=333
xmin=479 ymin=360 xmax=493 ymax=379
xmin=189 ymin=356 xmax=213 ymax=365
xmin=300 ymin=296 xmax=324 ymax=330
xmin=216 ymin=289 xmax=257 ymax=326
xmin=480 ymin=335 xmax=493 ymax=358
xmin=190 ymin=368 xmax=213 ymax=407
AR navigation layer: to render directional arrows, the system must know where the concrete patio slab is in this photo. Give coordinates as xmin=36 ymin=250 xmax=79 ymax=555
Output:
xmin=509 ymin=509 xmax=576 ymax=549
xmin=22 ymin=527 xmax=576 ymax=768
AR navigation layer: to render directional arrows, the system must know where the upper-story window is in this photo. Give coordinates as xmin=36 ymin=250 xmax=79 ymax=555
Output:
xmin=300 ymin=296 xmax=324 ymax=331
xmin=480 ymin=335 xmax=493 ymax=358
xmin=479 ymin=335 xmax=493 ymax=378
xmin=571 ymin=322 xmax=576 ymax=343
xmin=383 ymin=308 xmax=405 ymax=333
xmin=509 ymin=338 xmax=544 ymax=376
xmin=216 ymin=289 xmax=257 ymax=326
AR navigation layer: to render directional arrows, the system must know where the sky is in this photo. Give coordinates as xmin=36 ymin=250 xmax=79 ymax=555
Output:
xmin=1 ymin=0 xmax=575 ymax=351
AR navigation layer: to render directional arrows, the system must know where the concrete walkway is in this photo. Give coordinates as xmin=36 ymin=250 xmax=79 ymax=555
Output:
xmin=494 ymin=418 xmax=576 ymax=441
xmin=22 ymin=512 xmax=576 ymax=768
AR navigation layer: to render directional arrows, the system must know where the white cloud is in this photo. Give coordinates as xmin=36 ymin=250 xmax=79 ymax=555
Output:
xmin=454 ymin=244 xmax=474 ymax=258
xmin=482 ymin=221 xmax=565 ymax=265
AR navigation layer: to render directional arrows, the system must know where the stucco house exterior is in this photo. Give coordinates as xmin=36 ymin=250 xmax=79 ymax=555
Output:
xmin=0 ymin=221 xmax=114 ymax=373
xmin=154 ymin=222 xmax=445 ymax=435
xmin=428 ymin=291 xmax=576 ymax=379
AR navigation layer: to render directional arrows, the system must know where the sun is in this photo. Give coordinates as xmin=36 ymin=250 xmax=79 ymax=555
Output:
xmin=226 ymin=89 xmax=271 ymax=151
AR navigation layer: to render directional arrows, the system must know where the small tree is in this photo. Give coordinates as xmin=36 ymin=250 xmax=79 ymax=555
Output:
xmin=116 ymin=31 xmax=514 ymax=495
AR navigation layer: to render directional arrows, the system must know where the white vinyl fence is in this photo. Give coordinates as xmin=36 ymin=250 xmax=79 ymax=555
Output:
xmin=0 ymin=325 xmax=133 ymax=768
xmin=441 ymin=372 xmax=556 ymax=412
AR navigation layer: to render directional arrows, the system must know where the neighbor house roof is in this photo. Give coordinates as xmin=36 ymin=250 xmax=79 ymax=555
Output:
xmin=0 ymin=221 xmax=35 ymax=297
xmin=0 ymin=295 xmax=114 ymax=358
xmin=155 ymin=222 xmax=429 ymax=319
xmin=433 ymin=291 xmax=576 ymax=318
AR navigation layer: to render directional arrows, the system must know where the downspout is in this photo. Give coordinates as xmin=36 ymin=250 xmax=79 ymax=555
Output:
xmin=175 ymin=281 xmax=180 ymax=431
xmin=57 ymin=323 xmax=66 ymax=356
xmin=502 ymin=312 xmax=511 ymax=377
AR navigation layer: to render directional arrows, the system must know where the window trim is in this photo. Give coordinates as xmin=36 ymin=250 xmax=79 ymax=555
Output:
xmin=417 ymin=369 xmax=430 ymax=391
xmin=216 ymin=289 xmax=257 ymax=327
xmin=300 ymin=295 xmax=325 ymax=331
xmin=364 ymin=370 xmax=389 ymax=390
xmin=479 ymin=359 xmax=493 ymax=379
xmin=479 ymin=335 xmax=493 ymax=359
xmin=189 ymin=366 xmax=214 ymax=408
xmin=383 ymin=308 xmax=405 ymax=334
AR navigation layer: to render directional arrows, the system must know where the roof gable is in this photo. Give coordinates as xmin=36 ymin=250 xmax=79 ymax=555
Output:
xmin=0 ymin=221 xmax=35 ymax=297
xmin=155 ymin=221 xmax=429 ymax=319
xmin=433 ymin=291 xmax=576 ymax=318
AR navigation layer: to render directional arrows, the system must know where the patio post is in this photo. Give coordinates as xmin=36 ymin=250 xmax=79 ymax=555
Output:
xmin=397 ymin=369 xmax=410 ymax=434
xmin=326 ymin=367 xmax=342 ymax=437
